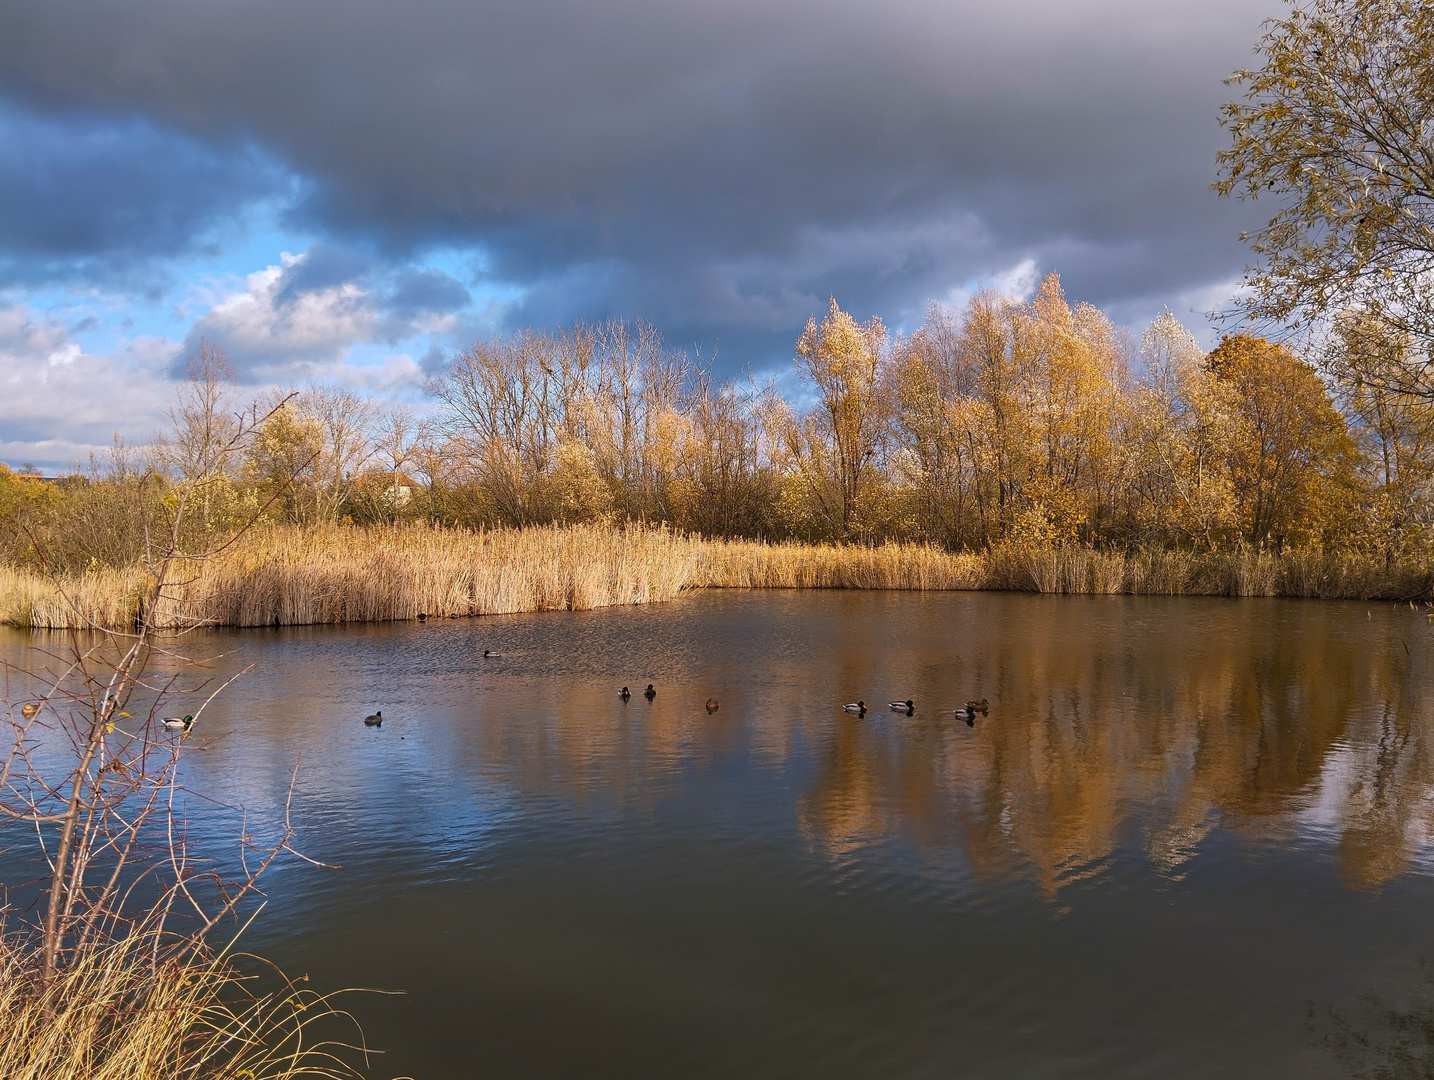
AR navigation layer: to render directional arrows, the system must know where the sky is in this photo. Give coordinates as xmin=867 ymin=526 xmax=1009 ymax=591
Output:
xmin=0 ymin=0 xmax=1277 ymax=473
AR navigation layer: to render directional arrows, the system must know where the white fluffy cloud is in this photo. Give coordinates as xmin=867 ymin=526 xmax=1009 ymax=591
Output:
xmin=939 ymin=258 xmax=1041 ymax=315
xmin=181 ymin=251 xmax=471 ymax=383
xmin=186 ymin=254 xmax=382 ymax=379
xmin=0 ymin=246 xmax=455 ymax=470
xmin=0 ymin=293 xmax=437 ymax=473
xmin=0 ymin=304 xmax=177 ymax=470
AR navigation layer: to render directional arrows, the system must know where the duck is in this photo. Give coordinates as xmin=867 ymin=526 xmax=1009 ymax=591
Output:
xmin=644 ymin=684 xmax=656 ymax=701
xmin=843 ymin=700 xmax=867 ymax=715
xmin=363 ymin=710 xmax=383 ymax=727
xmin=953 ymin=698 xmax=989 ymax=723
xmin=619 ymin=686 xmax=631 ymax=701
xmin=483 ymin=649 xmax=501 ymax=658
xmin=99 ymin=700 xmax=131 ymax=720
xmin=20 ymin=702 xmax=39 ymax=719
xmin=162 ymin=715 xmax=194 ymax=732
xmin=889 ymin=699 xmax=915 ymax=714
xmin=705 ymin=698 xmax=720 ymax=712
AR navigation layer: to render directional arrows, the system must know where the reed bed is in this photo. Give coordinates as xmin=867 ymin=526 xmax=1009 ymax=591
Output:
xmin=2 ymin=525 xmax=1429 ymax=629
xmin=4 ymin=524 xmax=709 ymax=629
xmin=979 ymin=544 xmax=1432 ymax=600
xmin=0 ymin=924 xmax=360 ymax=1080
xmin=183 ymin=523 xmax=706 ymax=628
xmin=700 ymin=539 xmax=987 ymax=590
xmin=0 ymin=565 xmax=150 ymax=630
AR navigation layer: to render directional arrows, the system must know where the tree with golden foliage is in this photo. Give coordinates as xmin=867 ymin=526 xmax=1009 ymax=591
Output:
xmin=890 ymin=318 xmax=970 ymax=546
xmin=1331 ymin=312 xmax=1434 ymax=563
xmin=957 ymin=292 xmax=1033 ymax=541
xmin=1216 ymin=0 xmax=1434 ymax=395
xmin=1122 ymin=312 xmax=1240 ymax=548
xmin=245 ymin=399 xmax=324 ymax=524
xmin=787 ymin=298 xmax=891 ymax=539
xmin=1205 ymin=334 xmax=1355 ymax=549
xmin=1018 ymin=275 xmax=1125 ymax=543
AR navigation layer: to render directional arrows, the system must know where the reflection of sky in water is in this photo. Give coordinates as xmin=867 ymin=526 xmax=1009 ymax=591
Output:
xmin=4 ymin=592 xmax=1434 ymax=1078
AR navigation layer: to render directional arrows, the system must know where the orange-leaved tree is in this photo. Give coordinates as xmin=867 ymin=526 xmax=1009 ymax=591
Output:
xmin=1205 ymin=334 xmax=1355 ymax=549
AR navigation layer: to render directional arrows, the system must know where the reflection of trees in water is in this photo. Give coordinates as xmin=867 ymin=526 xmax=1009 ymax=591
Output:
xmin=1311 ymin=960 xmax=1434 ymax=1079
xmin=1330 ymin=702 xmax=1434 ymax=891
xmin=437 ymin=597 xmax=1431 ymax=901
xmin=791 ymin=601 xmax=1433 ymax=898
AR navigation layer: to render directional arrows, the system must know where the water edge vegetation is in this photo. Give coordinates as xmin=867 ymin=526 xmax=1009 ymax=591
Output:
xmin=1 ymin=523 xmax=1429 ymax=630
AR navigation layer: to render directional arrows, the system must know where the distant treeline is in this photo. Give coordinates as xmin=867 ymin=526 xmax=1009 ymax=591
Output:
xmin=4 ymin=272 xmax=1433 ymax=575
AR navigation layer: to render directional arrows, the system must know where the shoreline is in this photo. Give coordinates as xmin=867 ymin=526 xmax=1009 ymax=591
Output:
xmin=2 ymin=524 xmax=1429 ymax=630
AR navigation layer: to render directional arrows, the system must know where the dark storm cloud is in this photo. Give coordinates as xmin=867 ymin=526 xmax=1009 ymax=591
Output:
xmin=0 ymin=102 xmax=285 ymax=290
xmin=0 ymin=0 xmax=1275 ymax=361
xmin=385 ymin=269 xmax=471 ymax=323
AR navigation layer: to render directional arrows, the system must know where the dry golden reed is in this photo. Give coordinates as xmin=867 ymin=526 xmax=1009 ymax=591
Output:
xmin=0 ymin=564 xmax=151 ymax=630
xmin=2 ymin=525 xmax=1429 ymax=630
xmin=0 ymin=924 xmax=362 ymax=1080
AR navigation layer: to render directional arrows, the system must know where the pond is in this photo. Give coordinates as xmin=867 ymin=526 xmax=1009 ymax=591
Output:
xmin=5 ymin=590 xmax=1434 ymax=1079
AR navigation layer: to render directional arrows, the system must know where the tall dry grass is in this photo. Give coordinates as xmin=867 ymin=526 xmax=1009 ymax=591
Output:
xmin=0 ymin=922 xmax=364 ymax=1080
xmin=2 ymin=525 xmax=1429 ymax=629
xmin=0 ymin=564 xmax=151 ymax=629
xmin=3 ymin=524 xmax=708 ymax=629
xmin=980 ymin=544 xmax=1431 ymax=600
xmin=699 ymin=539 xmax=987 ymax=590
xmin=182 ymin=523 xmax=705 ymax=627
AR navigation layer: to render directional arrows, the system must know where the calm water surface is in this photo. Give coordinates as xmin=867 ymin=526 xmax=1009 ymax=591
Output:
xmin=5 ymin=591 xmax=1434 ymax=1079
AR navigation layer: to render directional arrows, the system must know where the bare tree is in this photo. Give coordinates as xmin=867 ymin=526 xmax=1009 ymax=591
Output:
xmin=161 ymin=340 xmax=239 ymax=529
xmin=307 ymin=385 xmax=377 ymax=521
xmin=375 ymin=404 xmax=420 ymax=515
xmin=426 ymin=333 xmax=559 ymax=525
xmin=406 ymin=420 xmax=448 ymax=524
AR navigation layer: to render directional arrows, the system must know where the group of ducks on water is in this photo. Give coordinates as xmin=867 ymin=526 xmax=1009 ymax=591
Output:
xmin=843 ymin=697 xmax=989 ymax=724
xmin=612 ymin=684 xmax=988 ymax=722
xmin=362 ymin=688 xmax=988 ymax=727
xmin=619 ymin=684 xmax=720 ymax=712
xmin=355 ymin=645 xmax=990 ymax=728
